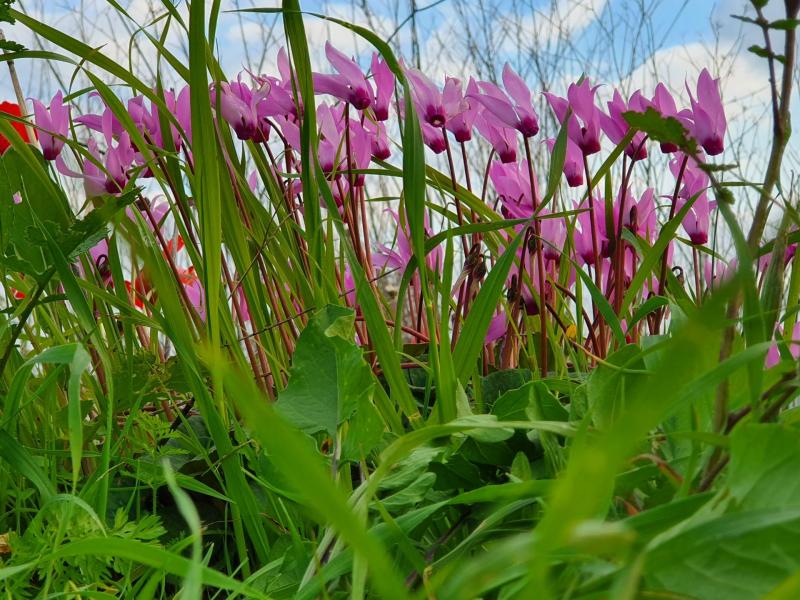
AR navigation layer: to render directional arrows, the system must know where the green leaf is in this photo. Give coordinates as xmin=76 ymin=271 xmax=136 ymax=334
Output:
xmin=0 ymin=430 xmax=55 ymax=501
xmin=586 ymin=344 xmax=647 ymax=430
xmin=644 ymin=509 xmax=800 ymax=600
xmin=453 ymin=230 xmax=524 ymax=383
xmin=769 ymin=18 xmax=800 ymax=30
xmin=0 ymin=147 xmax=73 ymax=276
xmin=729 ymin=424 xmax=800 ymax=510
xmin=276 ymin=305 xmax=375 ymax=438
xmin=622 ymin=107 xmax=697 ymax=154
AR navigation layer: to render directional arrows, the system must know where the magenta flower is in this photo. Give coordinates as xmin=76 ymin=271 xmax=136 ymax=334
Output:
xmin=469 ymin=64 xmax=539 ymax=138
xmin=421 ymin=121 xmax=446 ymax=153
xmin=704 ymin=257 xmax=736 ymax=291
xmin=599 ymin=90 xmax=648 ymax=161
xmin=212 ymin=78 xmax=269 ymax=141
xmin=176 ymin=85 xmax=193 ymax=145
xmin=370 ymin=52 xmax=394 ymax=121
xmin=104 ymin=131 xmax=135 ymax=192
xmin=543 ymin=80 xmax=603 ymax=155
xmin=650 ymin=83 xmax=686 ymax=153
xmin=623 ymin=188 xmax=658 ymax=240
xmin=573 ymin=197 xmax=605 ymax=267
xmin=363 ymin=118 xmax=391 ymax=160
xmin=489 ymin=160 xmax=540 ymax=218
xmin=566 ymin=79 xmax=602 ymax=154
xmin=685 ymin=68 xmax=726 ymax=156
xmin=670 ymin=154 xmax=712 ymax=245
xmin=545 ymin=136 xmax=583 ymax=187
xmin=374 ymin=209 xmax=442 ymax=273
xmin=766 ymin=322 xmax=800 ymax=368
xmin=474 ymin=112 xmax=517 ymax=163
xmin=405 ymin=66 xmax=448 ymax=127
xmin=56 ymin=138 xmax=105 ymax=197
xmin=444 ymin=77 xmax=479 ymax=143
xmin=317 ymin=103 xmax=347 ymax=176
xmin=30 ymin=91 xmax=70 ymax=160
xmin=313 ymin=42 xmax=373 ymax=110
xmin=540 ymin=211 xmax=566 ymax=261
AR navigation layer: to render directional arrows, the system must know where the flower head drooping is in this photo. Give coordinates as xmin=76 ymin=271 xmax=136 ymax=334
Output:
xmin=30 ymin=91 xmax=70 ymax=160
xmin=405 ymin=66 xmax=448 ymax=127
xmin=489 ymin=160 xmax=540 ymax=218
xmin=212 ymin=77 xmax=269 ymax=141
xmin=543 ymin=79 xmax=603 ymax=155
xmin=444 ymin=77 xmax=479 ymax=143
xmin=566 ymin=79 xmax=602 ymax=154
xmin=766 ymin=322 xmax=800 ymax=369
xmin=474 ymin=112 xmax=517 ymax=163
xmin=670 ymin=153 xmax=712 ymax=246
xmin=599 ymin=90 xmax=648 ymax=161
xmin=374 ymin=209 xmax=442 ymax=274
xmin=370 ymin=52 xmax=394 ymax=121
xmin=469 ymin=64 xmax=539 ymax=137
xmin=685 ymin=68 xmax=726 ymax=156
xmin=363 ymin=118 xmax=391 ymax=160
xmin=650 ymin=83 xmax=687 ymax=153
xmin=313 ymin=42 xmax=373 ymax=110
xmin=545 ymin=136 xmax=583 ymax=187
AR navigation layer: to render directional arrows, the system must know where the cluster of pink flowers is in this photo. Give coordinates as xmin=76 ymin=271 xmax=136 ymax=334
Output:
xmin=13 ymin=42 xmax=798 ymax=367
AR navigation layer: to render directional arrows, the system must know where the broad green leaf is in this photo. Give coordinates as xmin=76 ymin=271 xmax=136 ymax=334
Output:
xmin=729 ymin=424 xmax=800 ymax=510
xmin=276 ymin=305 xmax=375 ymax=437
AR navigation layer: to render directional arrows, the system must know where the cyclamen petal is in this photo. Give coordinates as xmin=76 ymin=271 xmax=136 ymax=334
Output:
xmin=370 ymin=52 xmax=394 ymax=121
xmin=687 ymin=68 xmax=726 ymax=156
xmin=31 ymin=91 xmax=69 ymax=160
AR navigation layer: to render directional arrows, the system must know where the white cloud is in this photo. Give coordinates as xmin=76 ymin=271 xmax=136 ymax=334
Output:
xmin=499 ymin=0 xmax=608 ymax=50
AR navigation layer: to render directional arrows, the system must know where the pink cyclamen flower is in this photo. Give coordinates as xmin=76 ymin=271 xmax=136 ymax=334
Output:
xmin=373 ymin=209 xmax=442 ymax=274
xmin=104 ymin=132 xmax=135 ymax=193
xmin=704 ymin=257 xmax=736 ymax=291
xmin=30 ymin=91 xmax=70 ymax=160
xmin=573 ymin=197 xmax=605 ymax=267
xmin=623 ymin=188 xmax=658 ymax=241
xmin=650 ymin=83 xmax=687 ymax=153
xmin=212 ymin=77 xmax=269 ymax=141
xmin=600 ymin=89 xmax=648 ymax=161
xmin=444 ymin=77 xmax=479 ymax=143
xmin=469 ymin=64 xmax=539 ymax=138
xmin=765 ymin=322 xmax=800 ymax=368
xmin=545 ymin=136 xmax=583 ymax=187
xmin=421 ymin=121 xmax=446 ymax=153
xmin=363 ymin=118 xmax=391 ymax=160
xmin=370 ymin=52 xmax=394 ymax=121
xmin=670 ymin=154 xmax=712 ymax=245
xmin=57 ymin=138 xmax=105 ymax=197
xmin=489 ymin=160 xmax=540 ymax=218
xmin=685 ymin=68 xmax=726 ymax=156
xmin=543 ymin=79 xmax=603 ymax=155
xmin=313 ymin=42 xmax=373 ymax=110
xmin=405 ymin=66 xmax=449 ymax=127
xmin=566 ymin=79 xmax=602 ymax=154
xmin=474 ymin=112 xmax=517 ymax=163
xmin=540 ymin=211 xmax=566 ymax=261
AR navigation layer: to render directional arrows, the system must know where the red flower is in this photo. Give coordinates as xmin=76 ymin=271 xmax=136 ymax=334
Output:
xmin=0 ymin=102 xmax=34 ymax=154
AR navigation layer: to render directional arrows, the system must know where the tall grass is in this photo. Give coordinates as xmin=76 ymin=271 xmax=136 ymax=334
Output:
xmin=0 ymin=0 xmax=798 ymax=597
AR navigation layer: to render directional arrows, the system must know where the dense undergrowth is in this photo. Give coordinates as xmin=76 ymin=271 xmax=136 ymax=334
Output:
xmin=0 ymin=0 xmax=799 ymax=597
